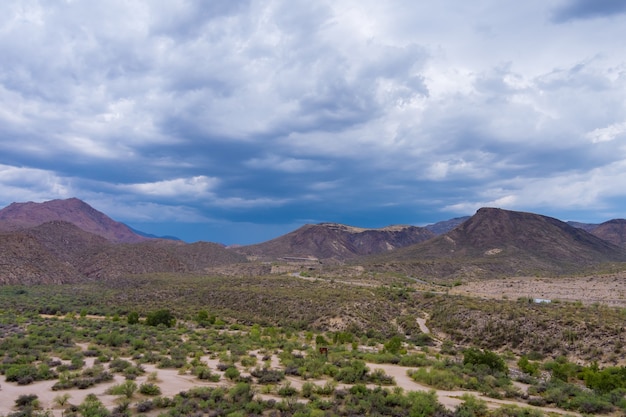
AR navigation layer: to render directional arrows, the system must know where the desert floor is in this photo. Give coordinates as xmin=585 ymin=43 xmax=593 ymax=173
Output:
xmin=0 ymin=346 xmax=581 ymax=416
xmin=448 ymin=272 xmax=626 ymax=307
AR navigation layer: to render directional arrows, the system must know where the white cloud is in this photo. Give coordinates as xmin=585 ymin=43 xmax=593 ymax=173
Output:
xmin=1 ymin=0 xmax=626 ymax=242
xmin=0 ymin=164 xmax=73 ymax=204
xmin=120 ymin=176 xmax=219 ymax=198
xmin=444 ymin=158 xmax=626 ymax=216
xmin=213 ymin=196 xmax=291 ymax=209
xmin=586 ymin=122 xmax=626 ymax=143
xmin=88 ymin=199 xmax=211 ymax=223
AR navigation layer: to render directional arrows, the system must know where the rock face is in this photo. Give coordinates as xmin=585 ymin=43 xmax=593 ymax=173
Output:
xmin=371 ymin=207 xmax=626 ymax=279
xmin=0 ymin=198 xmax=146 ymax=243
xmin=236 ymin=223 xmax=435 ymax=261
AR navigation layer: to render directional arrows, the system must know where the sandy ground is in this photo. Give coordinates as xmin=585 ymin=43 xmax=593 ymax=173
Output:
xmin=448 ymin=272 xmax=626 ymax=307
xmin=0 ymin=350 xmax=581 ymax=417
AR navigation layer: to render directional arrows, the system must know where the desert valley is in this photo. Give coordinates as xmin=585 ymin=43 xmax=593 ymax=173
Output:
xmin=2 ymin=198 xmax=626 ymax=417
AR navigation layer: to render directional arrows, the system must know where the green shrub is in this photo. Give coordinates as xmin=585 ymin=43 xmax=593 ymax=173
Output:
xmin=463 ymin=347 xmax=507 ymax=373
xmin=455 ymin=394 xmax=488 ymax=417
xmin=127 ymin=311 xmax=140 ymax=325
xmin=544 ymin=356 xmax=579 ymax=382
xmin=406 ymin=390 xmax=443 ymax=417
xmin=193 ymin=365 xmax=221 ymax=381
xmin=517 ymin=355 xmax=540 ymax=376
xmin=409 ymin=368 xmax=463 ymax=390
xmin=5 ymin=365 xmax=39 ymax=384
xmin=301 ymin=381 xmax=316 ymax=398
xmin=78 ymin=393 xmax=109 ymax=417
xmin=277 ymin=381 xmax=298 ymax=397
xmin=398 ymin=353 xmax=432 ymax=367
xmin=106 ymin=380 xmax=137 ymax=398
xmin=139 ymin=382 xmax=161 ymax=396
xmin=581 ymin=363 xmax=626 ymax=394
xmin=15 ymin=394 xmax=39 ymax=408
xmin=224 ymin=365 xmax=240 ymax=381
xmin=384 ymin=335 xmax=404 ymax=354
xmin=251 ymin=367 xmax=284 ymax=383
xmin=145 ymin=309 xmax=175 ymax=327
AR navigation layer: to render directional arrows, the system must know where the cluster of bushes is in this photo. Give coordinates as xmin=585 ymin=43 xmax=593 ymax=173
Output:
xmin=5 ymin=285 xmax=626 ymax=416
xmin=3 ymin=363 xmax=57 ymax=385
xmin=129 ymin=383 xmax=451 ymax=417
xmin=52 ymin=365 xmax=113 ymax=390
xmin=408 ymin=349 xmax=514 ymax=399
xmin=516 ymin=356 xmax=626 ymax=414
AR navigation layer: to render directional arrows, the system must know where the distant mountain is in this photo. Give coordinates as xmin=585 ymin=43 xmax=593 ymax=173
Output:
xmin=567 ymin=221 xmax=599 ymax=232
xmin=0 ymin=198 xmax=249 ymax=285
xmin=3 ymin=198 xmax=626 ymax=285
xmin=0 ymin=220 xmax=248 ymax=284
xmin=369 ymin=207 xmax=626 ymax=280
xmin=590 ymin=219 xmax=626 ymax=247
xmin=236 ymin=223 xmax=435 ymax=261
xmin=425 ymin=216 xmax=470 ymax=235
xmin=129 ymin=226 xmax=181 ymax=241
xmin=0 ymin=198 xmax=147 ymax=243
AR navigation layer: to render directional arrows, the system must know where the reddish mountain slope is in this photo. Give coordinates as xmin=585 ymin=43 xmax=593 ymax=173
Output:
xmin=0 ymin=198 xmax=146 ymax=243
xmin=370 ymin=207 xmax=626 ymax=279
xmin=0 ymin=197 xmax=249 ymax=284
xmin=237 ymin=223 xmax=435 ymax=261
xmin=0 ymin=230 xmax=80 ymax=285
xmin=591 ymin=219 xmax=626 ymax=247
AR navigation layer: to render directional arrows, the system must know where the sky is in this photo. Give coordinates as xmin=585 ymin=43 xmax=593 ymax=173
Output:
xmin=1 ymin=0 xmax=626 ymax=245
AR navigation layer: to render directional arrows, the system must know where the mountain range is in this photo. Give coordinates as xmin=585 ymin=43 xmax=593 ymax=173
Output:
xmin=0 ymin=198 xmax=625 ymax=284
xmin=368 ymin=207 xmax=626 ymax=280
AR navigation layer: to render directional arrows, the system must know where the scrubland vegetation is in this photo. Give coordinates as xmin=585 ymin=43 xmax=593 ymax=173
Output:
xmin=2 ymin=273 xmax=626 ymax=416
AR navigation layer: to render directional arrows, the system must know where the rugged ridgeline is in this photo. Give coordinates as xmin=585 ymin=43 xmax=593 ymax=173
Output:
xmin=0 ymin=199 xmax=247 ymax=284
xmin=367 ymin=207 xmax=626 ymax=280
xmin=235 ymin=223 xmax=435 ymax=262
xmin=2 ymin=198 xmax=626 ymax=285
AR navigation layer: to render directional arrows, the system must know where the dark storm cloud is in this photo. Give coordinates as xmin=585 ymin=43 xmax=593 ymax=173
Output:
xmin=1 ymin=1 xmax=626 ymax=244
xmin=551 ymin=0 xmax=626 ymax=23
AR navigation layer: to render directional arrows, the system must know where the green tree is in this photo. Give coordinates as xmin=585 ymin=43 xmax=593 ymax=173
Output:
xmin=196 ymin=310 xmax=209 ymax=325
xmin=517 ymin=355 xmax=539 ymax=376
xmin=384 ymin=335 xmax=404 ymax=354
xmin=145 ymin=309 xmax=174 ymax=327
xmin=127 ymin=311 xmax=140 ymax=325
xmin=463 ymin=347 xmax=507 ymax=373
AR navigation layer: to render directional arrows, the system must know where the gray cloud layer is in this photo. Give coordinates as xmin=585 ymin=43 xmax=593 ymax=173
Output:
xmin=1 ymin=0 xmax=625 ymax=243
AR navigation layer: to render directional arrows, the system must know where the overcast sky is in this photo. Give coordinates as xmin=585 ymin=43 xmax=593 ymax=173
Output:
xmin=1 ymin=0 xmax=626 ymax=244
